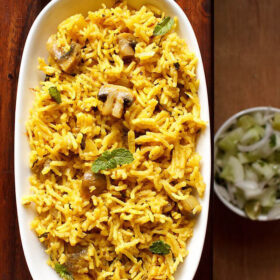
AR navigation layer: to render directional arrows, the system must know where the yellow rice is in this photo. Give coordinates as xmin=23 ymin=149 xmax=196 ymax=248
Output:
xmin=23 ymin=2 xmax=206 ymax=280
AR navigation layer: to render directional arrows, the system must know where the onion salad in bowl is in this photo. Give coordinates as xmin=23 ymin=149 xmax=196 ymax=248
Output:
xmin=214 ymin=107 xmax=280 ymax=220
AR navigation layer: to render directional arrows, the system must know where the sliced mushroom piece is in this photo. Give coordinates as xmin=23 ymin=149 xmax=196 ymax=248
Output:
xmin=117 ymin=33 xmax=137 ymax=59
xmin=46 ymin=34 xmax=81 ymax=74
xmin=98 ymin=84 xmax=134 ymax=118
xmin=82 ymin=171 xmax=107 ymax=197
xmin=65 ymin=245 xmax=88 ymax=273
xmin=178 ymin=195 xmax=201 ymax=216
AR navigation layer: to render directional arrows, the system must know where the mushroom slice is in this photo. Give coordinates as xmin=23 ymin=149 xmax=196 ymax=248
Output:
xmin=98 ymin=84 xmax=134 ymax=118
xmin=82 ymin=171 xmax=107 ymax=197
xmin=65 ymin=245 xmax=88 ymax=273
xmin=46 ymin=34 xmax=81 ymax=74
xmin=178 ymin=195 xmax=201 ymax=216
xmin=117 ymin=33 xmax=137 ymax=59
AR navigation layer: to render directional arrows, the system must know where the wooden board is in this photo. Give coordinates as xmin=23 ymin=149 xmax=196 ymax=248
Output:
xmin=0 ymin=0 xmax=212 ymax=279
xmin=214 ymin=0 xmax=280 ymax=279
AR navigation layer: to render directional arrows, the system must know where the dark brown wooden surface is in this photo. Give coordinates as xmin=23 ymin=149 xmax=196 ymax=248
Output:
xmin=215 ymin=1 xmax=280 ymax=279
xmin=0 ymin=0 xmax=212 ymax=279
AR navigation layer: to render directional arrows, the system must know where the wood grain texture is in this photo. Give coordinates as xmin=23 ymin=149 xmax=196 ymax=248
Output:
xmin=215 ymin=1 xmax=280 ymax=279
xmin=0 ymin=1 xmax=50 ymax=279
xmin=0 ymin=0 xmax=212 ymax=279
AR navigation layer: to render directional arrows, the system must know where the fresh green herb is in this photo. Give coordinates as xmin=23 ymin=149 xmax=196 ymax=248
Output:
xmin=49 ymin=87 xmax=62 ymax=104
xmin=38 ymin=232 xmax=49 ymax=239
xmin=153 ymin=17 xmax=174 ymax=36
xmin=54 ymin=263 xmax=73 ymax=280
xmin=149 ymin=240 xmax=171 ymax=255
xmin=269 ymin=134 xmax=276 ymax=148
xmin=91 ymin=148 xmax=134 ymax=173
xmin=174 ymin=62 xmax=180 ymax=70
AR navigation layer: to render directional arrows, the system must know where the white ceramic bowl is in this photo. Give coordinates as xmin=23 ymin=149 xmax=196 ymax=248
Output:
xmin=15 ymin=0 xmax=211 ymax=279
xmin=214 ymin=106 xmax=280 ymax=221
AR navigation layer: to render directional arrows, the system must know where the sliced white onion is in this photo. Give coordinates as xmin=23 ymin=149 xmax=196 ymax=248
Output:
xmin=216 ymin=185 xmax=231 ymax=202
xmin=253 ymin=111 xmax=273 ymax=126
xmin=235 ymin=180 xmax=265 ymax=200
xmin=273 ymin=131 xmax=280 ymax=150
xmin=230 ymin=156 xmax=244 ymax=183
xmin=227 ymin=183 xmax=237 ymax=204
xmin=237 ymin=124 xmax=272 ymax=153
xmin=263 ymin=112 xmax=274 ymax=124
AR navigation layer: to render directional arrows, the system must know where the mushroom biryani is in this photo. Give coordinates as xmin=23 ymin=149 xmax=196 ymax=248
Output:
xmin=23 ymin=2 xmax=206 ymax=280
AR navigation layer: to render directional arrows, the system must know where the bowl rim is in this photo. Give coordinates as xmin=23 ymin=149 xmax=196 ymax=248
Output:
xmin=214 ymin=106 xmax=280 ymax=221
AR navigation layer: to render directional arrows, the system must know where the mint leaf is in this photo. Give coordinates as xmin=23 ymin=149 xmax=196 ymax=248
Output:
xmin=110 ymin=148 xmax=134 ymax=165
xmin=92 ymin=148 xmax=134 ymax=173
xmin=49 ymin=87 xmax=62 ymax=104
xmin=270 ymin=134 xmax=276 ymax=148
xmin=149 ymin=240 xmax=171 ymax=255
xmin=54 ymin=263 xmax=73 ymax=280
xmin=153 ymin=17 xmax=174 ymax=36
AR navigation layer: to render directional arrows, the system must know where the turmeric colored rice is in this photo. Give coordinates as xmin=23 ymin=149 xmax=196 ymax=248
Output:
xmin=23 ymin=2 xmax=206 ymax=280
